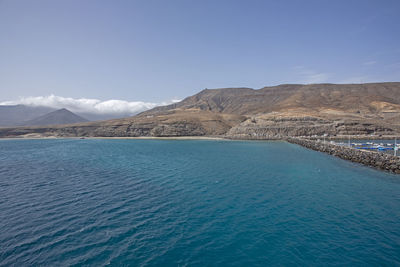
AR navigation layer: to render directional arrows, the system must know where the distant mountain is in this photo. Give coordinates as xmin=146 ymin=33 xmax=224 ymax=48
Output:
xmin=1 ymin=82 xmax=400 ymax=138
xmin=0 ymin=104 xmax=130 ymax=127
xmin=0 ymin=105 xmax=56 ymax=126
xmin=22 ymin=108 xmax=88 ymax=126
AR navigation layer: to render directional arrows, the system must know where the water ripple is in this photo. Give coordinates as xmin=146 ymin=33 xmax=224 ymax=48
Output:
xmin=0 ymin=139 xmax=400 ymax=266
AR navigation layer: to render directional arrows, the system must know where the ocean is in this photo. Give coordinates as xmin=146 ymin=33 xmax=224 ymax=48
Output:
xmin=0 ymin=139 xmax=399 ymax=266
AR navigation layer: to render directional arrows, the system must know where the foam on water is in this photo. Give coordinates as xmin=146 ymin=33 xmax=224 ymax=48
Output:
xmin=0 ymin=139 xmax=399 ymax=266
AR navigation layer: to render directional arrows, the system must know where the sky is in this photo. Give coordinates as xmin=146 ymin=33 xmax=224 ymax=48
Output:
xmin=1 ymin=0 xmax=400 ymax=115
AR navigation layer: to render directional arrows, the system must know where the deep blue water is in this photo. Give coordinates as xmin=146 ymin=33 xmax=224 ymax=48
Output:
xmin=0 ymin=139 xmax=400 ymax=266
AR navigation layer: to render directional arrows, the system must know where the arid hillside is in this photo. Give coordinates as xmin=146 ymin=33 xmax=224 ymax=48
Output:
xmin=1 ymin=82 xmax=400 ymax=138
xmin=144 ymin=82 xmax=400 ymax=138
xmin=147 ymin=82 xmax=400 ymax=117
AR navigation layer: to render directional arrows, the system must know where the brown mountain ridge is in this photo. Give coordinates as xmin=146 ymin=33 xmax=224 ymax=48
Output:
xmin=1 ymin=82 xmax=400 ymax=138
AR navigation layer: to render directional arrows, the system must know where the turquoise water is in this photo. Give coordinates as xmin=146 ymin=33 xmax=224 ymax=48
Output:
xmin=0 ymin=139 xmax=400 ymax=266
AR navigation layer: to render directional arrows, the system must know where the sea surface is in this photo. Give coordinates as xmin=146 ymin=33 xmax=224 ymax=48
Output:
xmin=0 ymin=139 xmax=400 ymax=266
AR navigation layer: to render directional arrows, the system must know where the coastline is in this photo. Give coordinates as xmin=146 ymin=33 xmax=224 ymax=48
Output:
xmin=88 ymin=136 xmax=227 ymax=140
xmin=1 ymin=134 xmax=398 ymax=140
xmin=0 ymin=135 xmax=228 ymax=141
xmin=1 ymin=134 xmax=399 ymax=174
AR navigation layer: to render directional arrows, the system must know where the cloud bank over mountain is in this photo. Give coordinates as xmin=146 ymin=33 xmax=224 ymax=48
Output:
xmin=0 ymin=95 xmax=180 ymax=118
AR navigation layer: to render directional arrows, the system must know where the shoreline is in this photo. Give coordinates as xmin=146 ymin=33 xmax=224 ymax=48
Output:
xmin=0 ymin=136 xmax=228 ymax=141
xmin=1 ymin=134 xmax=399 ymax=140
xmin=1 ymin=135 xmax=399 ymax=174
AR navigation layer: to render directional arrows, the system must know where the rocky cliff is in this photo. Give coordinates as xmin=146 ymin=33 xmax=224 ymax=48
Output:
xmin=225 ymin=114 xmax=398 ymax=139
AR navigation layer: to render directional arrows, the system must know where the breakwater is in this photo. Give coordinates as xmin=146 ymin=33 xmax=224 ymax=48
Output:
xmin=287 ymin=138 xmax=400 ymax=174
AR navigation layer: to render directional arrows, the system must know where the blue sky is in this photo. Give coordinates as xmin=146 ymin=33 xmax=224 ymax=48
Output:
xmin=1 ymin=0 xmax=400 ymax=104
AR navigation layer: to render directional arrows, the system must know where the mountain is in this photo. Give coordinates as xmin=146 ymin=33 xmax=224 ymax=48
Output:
xmin=0 ymin=104 xmax=125 ymax=126
xmin=143 ymin=82 xmax=400 ymax=138
xmin=0 ymin=105 xmax=56 ymax=126
xmin=1 ymin=82 xmax=400 ymax=138
xmin=146 ymin=82 xmax=400 ymax=116
xmin=22 ymin=108 xmax=88 ymax=126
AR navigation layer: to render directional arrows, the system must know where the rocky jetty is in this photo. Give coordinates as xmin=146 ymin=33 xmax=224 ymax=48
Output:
xmin=287 ymin=138 xmax=400 ymax=174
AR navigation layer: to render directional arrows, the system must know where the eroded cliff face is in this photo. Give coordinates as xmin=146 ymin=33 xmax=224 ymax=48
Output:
xmin=226 ymin=114 xmax=399 ymax=139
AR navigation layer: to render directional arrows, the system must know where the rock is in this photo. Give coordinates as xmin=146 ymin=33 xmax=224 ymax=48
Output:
xmin=286 ymin=137 xmax=400 ymax=174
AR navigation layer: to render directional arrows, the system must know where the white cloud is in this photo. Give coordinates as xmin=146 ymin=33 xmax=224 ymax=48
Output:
xmin=340 ymin=76 xmax=372 ymax=84
xmin=363 ymin=60 xmax=377 ymax=66
xmin=387 ymin=62 xmax=400 ymax=68
xmin=0 ymin=95 xmax=180 ymax=116
xmin=302 ymin=73 xmax=329 ymax=84
xmin=293 ymin=66 xmax=330 ymax=84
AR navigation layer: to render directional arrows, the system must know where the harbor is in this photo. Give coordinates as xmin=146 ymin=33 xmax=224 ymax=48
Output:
xmin=331 ymin=139 xmax=399 ymax=156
